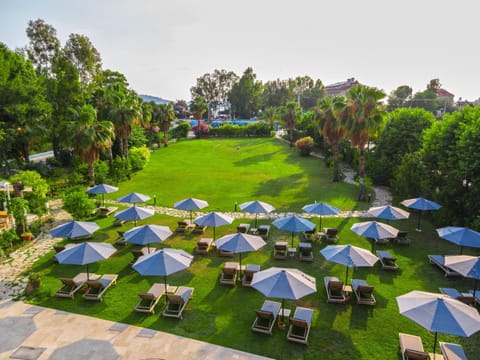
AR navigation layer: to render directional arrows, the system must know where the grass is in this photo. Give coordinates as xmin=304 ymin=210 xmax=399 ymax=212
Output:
xmin=26 ymin=138 xmax=480 ymax=359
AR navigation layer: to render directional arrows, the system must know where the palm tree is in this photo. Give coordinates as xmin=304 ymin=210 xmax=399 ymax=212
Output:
xmin=345 ymin=85 xmax=386 ymax=200
xmin=281 ymin=101 xmax=301 ymax=147
xmin=69 ymin=104 xmax=115 ymax=185
xmin=157 ymin=103 xmax=176 ymax=146
xmin=261 ymin=107 xmax=279 ymax=128
xmin=316 ymin=96 xmax=347 ymax=182
xmin=189 ymin=96 xmax=208 ymax=138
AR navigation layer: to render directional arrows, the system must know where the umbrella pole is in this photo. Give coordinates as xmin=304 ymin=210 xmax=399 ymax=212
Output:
xmin=239 ymin=253 xmax=242 ymax=280
xmin=473 ymin=279 xmax=478 ymax=298
xmin=432 ymin=332 xmax=438 ymax=357
xmin=255 ymin=213 xmax=258 ymax=228
xmin=460 ymin=246 xmax=463 ymax=255
xmin=416 ymin=211 xmax=422 ymax=232
xmin=319 ymin=216 xmax=322 ymax=232
xmin=190 ymin=210 xmax=193 ymax=223
xmin=102 ymin=194 xmax=105 ymax=207
xmin=86 ymin=264 xmax=90 ymax=281
xmin=291 ymin=232 xmax=294 ymax=248
xmin=282 ymin=298 xmax=285 ymax=322
xmin=213 ymin=227 xmax=216 ymax=241
xmin=345 ymin=267 xmax=349 ymax=284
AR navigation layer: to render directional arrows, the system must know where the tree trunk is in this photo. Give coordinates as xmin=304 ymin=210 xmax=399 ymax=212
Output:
xmin=289 ymin=130 xmax=294 ymax=147
xmin=332 ymin=141 xmax=340 ymax=182
xmin=21 ymin=142 xmax=30 ymax=163
xmin=358 ymin=147 xmax=366 ymax=201
xmin=88 ymin=162 xmax=95 ymax=186
xmin=52 ymin=136 xmax=61 ymax=160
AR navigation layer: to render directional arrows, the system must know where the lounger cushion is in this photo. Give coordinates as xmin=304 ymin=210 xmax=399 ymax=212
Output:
xmin=404 ymin=349 xmax=430 ymax=360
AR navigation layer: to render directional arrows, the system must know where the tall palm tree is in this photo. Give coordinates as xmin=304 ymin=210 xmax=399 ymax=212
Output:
xmin=345 ymin=85 xmax=386 ymax=200
xmin=69 ymin=104 xmax=115 ymax=185
xmin=157 ymin=103 xmax=177 ymax=146
xmin=316 ymin=96 xmax=347 ymax=182
xmin=189 ymin=96 xmax=208 ymax=138
xmin=281 ymin=101 xmax=301 ymax=147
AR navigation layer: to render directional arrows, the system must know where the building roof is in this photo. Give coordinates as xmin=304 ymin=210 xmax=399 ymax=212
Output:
xmin=436 ymin=88 xmax=455 ymax=98
xmin=325 ymin=78 xmax=359 ymax=95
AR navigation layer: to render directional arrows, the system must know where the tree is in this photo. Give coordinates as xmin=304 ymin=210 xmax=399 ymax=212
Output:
xmin=69 ymin=104 xmax=115 ymax=185
xmin=153 ymin=103 xmax=177 ymax=146
xmin=281 ymin=101 xmax=302 ymax=147
xmin=316 ymin=96 xmax=347 ymax=181
xmin=228 ymin=67 xmax=262 ymax=119
xmin=345 ymin=84 xmax=386 ymax=200
xmin=9 ymin=170 xmax=50 ymax=216
xmin=261 ymin=79 xmax=292 ymax=108
xmin=387 ymin=85 xmax=413 ymax=111
xmin=189 ymin=96 xmax=208 ymax=137
xmin=261 ymin=107 xmax=279 ymax=127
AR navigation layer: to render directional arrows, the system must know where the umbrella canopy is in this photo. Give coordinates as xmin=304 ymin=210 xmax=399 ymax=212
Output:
xmin=86 ymin=184 xmax=119 ymax=206
xmin=117 ymin=192 xmax=151 ymax=205
xmin=401 ymin=197 xmax=441 ymax=231
xmin=272 ymin=215 xmax=315 ymax=247
xmin=132 ymin=248 xmax=193 ymax=288
xmin=397 ymin=290 xmax=480 ymax=354
xmin=320 ymin=244 xmax=379 ymax=283
xmin=437 ymin=227 xmax=480 ymax=254
xmin=124 ymin=224 xmax=172 ymax=252
xmin=54 ymin=242 xmax=116 ymax=280
xmin=50 ymin=221 xmax=100 ymax=239
xmin=302 ymin=202 xmax=341 ymax=230
xmin=194 ymin=212 xmax=234 ymax=240
xmin=251 ymin=267 xmax=316 ymax=320
xmin=114 ymin=206 xmax=155 ymax=226
xmin=351 ymin=221 xmax=399 ymax=251
xmin=174 ymin=197 xmax=209 ymax=222
xmin=239 ymin=200 xmax=275 ymax=228
xmin=444 ymin=255 xmax=480 ymax=296
xmin=215 ymin=233 xmax=266 ymax=275
xmin=367 ymin=205 xmax=409 ymax=222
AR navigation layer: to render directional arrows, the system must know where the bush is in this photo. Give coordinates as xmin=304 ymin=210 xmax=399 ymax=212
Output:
xmin=170 ymin=122 xmax=190 ymax=139
xmin=110 ymin=157 xmax=131 ymax=183
xmin=10 ymin=170 xmax=50 ymax=216
xmin=94 ymin=161 xmax=109 ymax=184
xmin=209 ymin=122 xmax=273 ymax=138
xmin=295 ymin=136 xmax=314 ymax=156
xmin=191 ymin=122 xmax=209 ymax=136
xmin=128 ymin=125 xmax=148 ymax=148
xmin=129 ymin=146 xmax=151 ymax=171
xmin=63 ymin=189 xmax=96 ymax=219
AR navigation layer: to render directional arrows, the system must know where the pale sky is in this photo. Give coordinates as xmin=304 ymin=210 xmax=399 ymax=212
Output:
xmin=1 ymin=0 xmax=479 ymax=101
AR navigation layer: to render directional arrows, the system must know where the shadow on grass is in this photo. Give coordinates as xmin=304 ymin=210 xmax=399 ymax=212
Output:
xmin=233 ymin=151 xmax=279 ymax=167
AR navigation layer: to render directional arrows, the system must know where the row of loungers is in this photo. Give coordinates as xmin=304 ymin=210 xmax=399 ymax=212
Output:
xmin=399 ymin=332 xmax=468 ymax=360
xmin=136 ymin=283 xmax=194 ymax=318
xmin=55 ymin=273 xmax=118 ymax=301
xmin=324 ymin=276 xmax=376 ymax=305
xmin=428 ymin=255 xmax=462 ymax=277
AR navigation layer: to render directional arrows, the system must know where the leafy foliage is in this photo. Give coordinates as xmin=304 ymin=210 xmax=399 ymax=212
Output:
xmin=295 ymin=136 xmax=314 ymax=156
xmin=129 ymin=146 xmax=150 ymax=171
xmin=10 ymin=170 xmax=49 ymax=215
xmin=62 ymin=188 xmax=96 ymax=219
xmin=170 ymin=122 xmax=190 ymax=139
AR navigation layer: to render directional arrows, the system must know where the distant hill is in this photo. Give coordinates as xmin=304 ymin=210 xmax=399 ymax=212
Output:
xmin=139 ymin=94 xmax=172 ymax=104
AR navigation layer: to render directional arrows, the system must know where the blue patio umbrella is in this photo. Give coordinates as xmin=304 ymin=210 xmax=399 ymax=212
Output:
xmin=194 ymin=212 xmax=234 ymax=240
xmin=54 ymin=242 xmax=116 ymax=280
xmin=114 ymin=206 xmax=155 ymax=226
xmin=124 ymin=224 xmax=172 ymax=253
xmin=50 ymin=221 xmax=100 ymax=240
xmin=272 ymin=215 xmax=315 ymax=247
xmin=215 ymin=233 xmax=266 ymax=276
xmin=444 ymin=255 xmax=480 ymax=297
xmin=320 ymin=244 xmax=378 ymax=284
xmin=397 ymin=290 xmax=480 ymax=355
xmin=251 ymin=267 xmax=316 ymax=321
xmin=401 ymin=197 xmax=441 ymax=231
xmin=437 ymin=227 xmax=480 ymax=254
xmin=239 ymin=200 xmax=275 ymax=228
xmin=86 ymin=184 xmax=118 ymax=206
xmin=302 ymin=202 xmax=341 ymax=230
xmin=117 ymin=192 xmax=151 ymax=206
xmin=132 ymin=248 xmax=193 ymax=289
xmin=174 ymin=197 xmax=209 ymax=222
xmin=350 ymin=221 xmax=399 ymax=251
xmin=367 ymin=205 xmax=409 ymax=224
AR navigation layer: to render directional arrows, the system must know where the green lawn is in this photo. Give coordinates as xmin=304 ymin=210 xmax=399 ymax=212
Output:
xmin=27 ymin=138 xmax=480 ymax=359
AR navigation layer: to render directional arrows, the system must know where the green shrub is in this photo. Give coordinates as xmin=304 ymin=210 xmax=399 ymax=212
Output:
xmin=295 ymin=136 xmax=314 ymax=156
xmin=94 ymin=161 xmax=109 ymax=184
xmin=0 ymin=230 xmax=18 ymax=250
xmin=170 ymin=122 xmax=190 ymax=139
xmin=129 ymin=146 xmax=151 ymax=171
xmin=128 ymin=125 xmax=148 ymax=148
xmin=63 ymin=189 xmax=96 ymax=219
xmin=10 ymin=170 xmax=50 ymax=216
xmin=110 ymin=157 xmax=131 ymax=183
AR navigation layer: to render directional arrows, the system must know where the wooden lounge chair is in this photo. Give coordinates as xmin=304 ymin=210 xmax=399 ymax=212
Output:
xmin=242 ymin=264 xmax=260 ymax=287
xmin=194 ymin=238 xmax=213 ymax=255
xmin=324 ymin=276 xmax=347 ymax=303
xmin=302 ymin=227 xmax=316 ymax=242
xmin=468 ymin=290 xmax=480 ymax=305
xmin=273 ymin=241 xmax=288 ymax=260
xmin=162 ymin=286 xmax=194 ymax=319
xmin=192 ymin=224 xmax=207 ymax=234
xmin=299 ymin=243 xmax=314 ymax=262
xmin=175 ymin=220 xmax=194 ymax=233
xmin=440 ymin=288 xmax=476 ymax=306
xmin=351 ymin=279 xmax=376 ymax=306
xmin=257 ymin=225 xmax=270 ymax=240
xmin=114 ymin=230 xmax=126 ymax=245
xmin=287 ymin=306 xmax=314 ymax=344
xmin=220 ymin=262 xmax=239 ymax=285
xmin=98 ymin=206 xmax=118 ymax=217
xmin=251 ymin=300 xmax=282 ymax=335
xmin=399 ymin=333 xmax=436 ymax=360
xmin=439 ymin=342 xmax=468 ymax=360
xmin=130 ymin=247 xmax=151 ymax=265
xmin=135 ymin=283 xmax=167 ymax=314
xmin=428 ymin=255 xmax=461 ymax=277
xmin=394 ymin=231 xmax=411 ymax=245
xmin=82 ymin=274 xmax=118 ymax=301
xmin=55 ymin=272 xmax=93 ymax=299
xmin=237 ymin=223 xmax=250 ymax=233
xmin=324 ymin=228 xmax=339 ymax=243
xmin=376 ymin=250 xmax=399 ymax=271
xmin=113 ymin=219 xmax=127 ymax=226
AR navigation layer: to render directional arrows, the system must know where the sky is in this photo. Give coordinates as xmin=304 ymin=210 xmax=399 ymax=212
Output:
xmin=1 ymin=0 xmax=479 ymax=102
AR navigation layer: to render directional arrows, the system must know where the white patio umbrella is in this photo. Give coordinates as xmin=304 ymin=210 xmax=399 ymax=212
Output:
xmin=401 ymin=197 xmax=441 ymax=231
xmin=86 ymin=183 xmax=119 ymax=206
xmin=444 ymin=255 xmax=480 ymax=297
xmin=123 ymin=224 xmax=172 ymax=253
xmin=397 ymin=290 xmax=480 ymax=356
xmin=367 ymin=205 xmax=409 ymax=224
xmin=174 ymin=197 xmax=209 ymax=222
xmin=194 ymin=212 xmax=234 ymax=240
xmin=272 ymin=215 xmax=316 ymax=247
xmin=117 ymin=192 xmax=151 ymax=206
xmin=251 ymin=267 xmax=316 ymax=321
xmin=114 ymin=206 xmax=155 ymax=226
xmin=320 ymin=244 xmax=379 ymax=284
xmin=49 ymin=221 xmax=100 ymax=240
xmin=239 ymin=200 xmax=275 ymax=228
xmin=302 ymin=202 xmax=341 ymax=230
xmin=350 ymin=221 xmax=400 ymax=251
xmin=437 ymin=227 xmax=480 ymax=254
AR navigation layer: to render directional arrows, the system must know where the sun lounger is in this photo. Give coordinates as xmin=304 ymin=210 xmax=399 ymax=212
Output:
xmin=299 ymin=242 xmax=314 ymax=262
xmin=287 ymin=306 xmax=314 ymax=344
xmin=55 ymin=272 xmax=95 ymax=299
xmin=162 ymin=286 xmax=194 ymax=319
xmin=324 ymin=228 xmax=339 ymax=243
xmin=274 ymin=241 xmax=288 ymax=260
xmin=98 ymin=206 xmax=118 ymax=217
xmin=376 ymin=250 xmax=399 ymax=270
xmin=251 ymin=300 xmax=282 ymax=335
xmin=113 ymin=219 xmax=127 ymax=226
xmin=130 ymin=247 xmax=151 ymax=265
xmin=82 ymin=274 xmax=118 ymax=301
xmin=399 ymin=333 xmax=431 ymax=360
xmin=324 ymin=276 xmax=347 ymax=303
xmin=257 ymin=225 xmax=270 ymax=240
xmin=439 ymin=342 xmax=468 ymax=360
xmin=302 ymin=227 xmax=316 ymax=242
xmin=394 ymin=231 xmax=411 ymax=245
xmin=237 ymin=223 xmax=250 ymax=233
xmin=242 ymin=264 xmax=260 ymax=287
xmin=176 ymin=220 xmax=195 ymax=233
xmin=114 ymin=230 xmax=126 ymax=245
xmin=195 ymin=238 xmax=213 ymax=255
xmin=135 ymin=283 xmax=167 ymax=314
xmin=440 ymin=288 xmax=476 ymax=306
xmin=428 ymin=255 xmax=461 ymax=277
xmin=192 ymin=224 xmax=207 ymax=234
xmin=468 ymin=290 xmax=480 ymax=305
xmin=351 ymin=279 xmax=376 ymax=305
xmin=220 ymin=262 xmax=240 ymax=285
